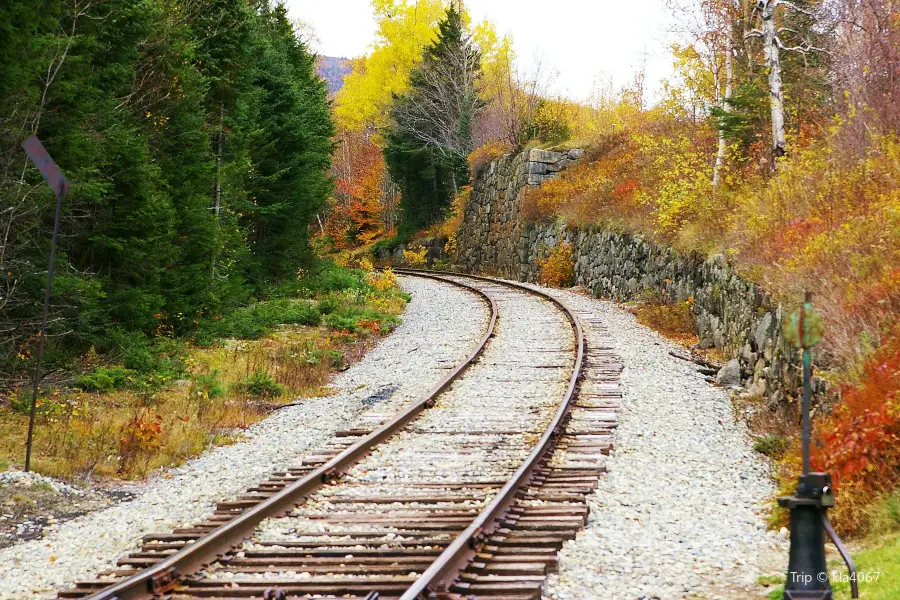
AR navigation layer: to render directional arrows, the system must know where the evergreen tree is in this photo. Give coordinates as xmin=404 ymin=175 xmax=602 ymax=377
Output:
xmin=0 ymin=0 xmax=335 ymax=374
xmin=384 ymin=6 xmax=481 ymax=234
xmin=233 ymin=1 xmax=334 ymax=285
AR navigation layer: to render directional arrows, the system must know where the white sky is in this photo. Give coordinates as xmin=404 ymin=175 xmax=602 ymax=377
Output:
xmin=287 ymin=0 xmax=679 ymax=103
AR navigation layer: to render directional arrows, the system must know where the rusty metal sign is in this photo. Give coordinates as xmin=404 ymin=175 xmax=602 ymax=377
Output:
xmin=23 ymin=135 xmax=70 ymax=197
xmin=21 ymin=135 xmax=68 ymax=473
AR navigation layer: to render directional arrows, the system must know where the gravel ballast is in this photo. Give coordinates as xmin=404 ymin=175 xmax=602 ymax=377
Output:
xmin=537 ymin=286 xmax=787 ymax=600
xmin=207 ymin=276 xmax=576 ymax=584
xmin=0 ymin=276 xmax=488 ymax=599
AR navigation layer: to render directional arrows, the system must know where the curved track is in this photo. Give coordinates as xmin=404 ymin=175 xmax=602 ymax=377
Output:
xmin=59 ymin=272 xmax=621 ymax=600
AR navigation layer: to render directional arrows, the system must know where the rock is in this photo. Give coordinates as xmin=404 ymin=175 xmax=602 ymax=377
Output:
xmin=527 ymin=148 xmax=560 ymax=163
xmin=754 ymin=313 xmax=773 ymax=351
xmin=715 ymin=359 xmax=742 ymax=387
xmin=568 ymin=148 xmax=585 ymax=160
xmin=526 ymin=161 xmax=548 ymax=175
xmin=547 ymin=158 xmax=574 ymax=172
xmin=747 ymin=378 xmax=767 ymax=398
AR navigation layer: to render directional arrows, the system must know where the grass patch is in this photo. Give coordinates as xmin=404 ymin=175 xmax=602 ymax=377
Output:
xmin=865 ymin=491 xmax=900 ymax=535
xmin=758 ymin=574 xmax=784 ymax=587
xmin=0 ymin=264 xmax=409 ymax=480
xmin=754 ymin=435 xmax=791 ymax=458
xmin=197 ymin=299 xmax=321 ymax=344
xmin=634 ymin=300 xmax=696 ymax=341
xmin=233 ymin=371 xmax=284 ymax=399
xmin=765 ymin=533 xmax=900 ymax=599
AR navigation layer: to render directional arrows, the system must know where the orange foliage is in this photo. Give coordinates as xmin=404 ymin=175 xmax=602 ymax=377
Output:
xmin=327 ymin=132 xmax=387 ymax=247
xmin=521 ymin=134 xmax=656 ymax=229
xmin=524 ymin=126 xmax=899 ymax=372
xmin=537 ymin=241 xmax=575 ymax=288
xmin=468 ymin=141 xmax=513 ymax=175
xmin=118 ymin=411 xmax=163 ymax=474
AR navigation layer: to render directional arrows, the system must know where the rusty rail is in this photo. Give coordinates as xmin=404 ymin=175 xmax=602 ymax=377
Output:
xmin=80 ymin=275 xmax=498 ymax=600
xmin=393 ymin=270 xmax=586 ymax=600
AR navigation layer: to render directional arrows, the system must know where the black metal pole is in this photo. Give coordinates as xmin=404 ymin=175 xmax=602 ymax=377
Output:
xmin=24 ymin=187 xmax=64 ymax=472
xmin=781 ymin=292 xmax=836 ymax=600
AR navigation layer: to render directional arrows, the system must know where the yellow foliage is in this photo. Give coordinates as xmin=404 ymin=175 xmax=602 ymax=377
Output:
xmin=402 ymin=245 xmax=428 ymax=266
xmin=445 ymin=233 xmax=457 ymax=257
xmin=468 ymin=141 xmax=513 ymax=173
xmin=333 ymin=252 xmax=351 ymax=268
xmin=358 ymin=256 xmax=375 ymax=272
xmin=633 ymin=133 xmax=721 ymax=235
xmin=366 ymin=267 xmax=398 ymax=292
xmin=525 ymin=111 xmax=899 ymax=369
xmin=537 ymin=241 xmax=575 ymax=288
xmin=334 ymin=0 xmax=445 ymax=133
xmin=334 ymin=1 xmax=504 ymax=135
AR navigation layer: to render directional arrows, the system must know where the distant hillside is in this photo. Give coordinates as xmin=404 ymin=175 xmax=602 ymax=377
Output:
xmin=317 ymin=56 xmax=352 ymax=96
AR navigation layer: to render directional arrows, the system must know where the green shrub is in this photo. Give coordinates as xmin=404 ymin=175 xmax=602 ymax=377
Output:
xmin=324 ymin=312 xmax=361 ymax=332
xmin=754 ymin=435 xmax=790 ymax=457
xmin=311 ymin=349 xmax=345 ymax=369
xmin=431 ymin=258 xmax=452 ymax=271
xmin=317 ymin=294 xmax=341 ymax=315
xmin=323 ymin=307 xmax=400 ymax=334
xmin=75 ymin=366 xmax=136 ymax=392
xmin=198 ymin=299 xmax=320 ymax=344
xmin=10 ymin=392 xmax=34 ymax=415
xmin=10 ymin=391 xmax=64 ymax=415
xmin=233 ymin=370 xmax=284 ymax=399
xmin=371 ymin=233 xmax=410 ymax=255
xmin=301 ymin=265 xmax=367 ymax=294
xmin=193 ymin=370 xmax=225 ymax=399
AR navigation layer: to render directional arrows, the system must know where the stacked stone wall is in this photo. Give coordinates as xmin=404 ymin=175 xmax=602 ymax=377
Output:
xmin=455 ymin=148 xmax=827 ymax=409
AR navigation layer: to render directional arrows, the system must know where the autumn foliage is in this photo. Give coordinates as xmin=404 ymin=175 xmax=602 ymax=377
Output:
xmin=811 ymin=330 xmax=900 ymax=533
xmin=327 ymin=132 xmax=390 ymax=247
xmin=537 ymin=241 xmax=575 ymax=288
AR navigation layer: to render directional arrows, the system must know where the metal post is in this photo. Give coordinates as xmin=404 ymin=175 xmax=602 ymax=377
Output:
xmin=24 ymin=185 xmax=65 ymax=472
xmin=801 ymin=291 xmax=812 ymax=476
xmin=780 ymin=291 xmax=856 ymax=599
xmin=21 ymin=135 xmax=69 ymax=473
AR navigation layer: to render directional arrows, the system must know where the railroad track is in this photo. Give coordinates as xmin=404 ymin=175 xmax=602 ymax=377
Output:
xmin=58 ymin=272 xmax=622 ymax=600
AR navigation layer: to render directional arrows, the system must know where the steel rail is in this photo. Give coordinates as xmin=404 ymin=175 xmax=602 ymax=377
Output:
xmin=80 ymin=274 xmax=498 ymax=600
xmin=393 ymin=270 xmax=586 ymax=600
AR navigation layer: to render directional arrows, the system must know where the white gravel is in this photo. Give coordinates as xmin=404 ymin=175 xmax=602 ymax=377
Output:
xmin=534 ymin=286 xmax=787 ymax=600
xmin=0 ymin=276 xmax=488 ymax=599
xmin=0 ymin=471 xmax=84 ymax=497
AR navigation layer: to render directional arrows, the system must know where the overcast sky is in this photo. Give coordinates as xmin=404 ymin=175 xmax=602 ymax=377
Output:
xmin=287 ymin=0 xmax=679 ymax=102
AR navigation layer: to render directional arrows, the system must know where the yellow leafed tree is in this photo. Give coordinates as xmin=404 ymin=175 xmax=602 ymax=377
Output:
xmin=335 ymin=0 xmax=505 ymax=136
xmin=334 ymin=0 xmax=447 ymax=133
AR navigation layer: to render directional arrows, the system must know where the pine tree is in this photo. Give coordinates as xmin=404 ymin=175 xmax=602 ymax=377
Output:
xmin=233 ymin=1 xmax=334 ymax=285
xmin=0 ymin=0 xmax=336 ymax=373
xmin=384 ymin=6 xmax=481 ymax=234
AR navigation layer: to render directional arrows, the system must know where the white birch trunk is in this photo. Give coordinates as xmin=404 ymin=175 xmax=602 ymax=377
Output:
xmin=760 ymin=0 xmax=787 ymax=158
xmin=713 ymin=28 xmax=734 ymax=187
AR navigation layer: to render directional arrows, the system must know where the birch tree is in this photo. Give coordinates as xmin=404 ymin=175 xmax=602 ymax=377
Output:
xmin=713 ymin=26 xmax=734 ymax=186
xmin=668 ymin=0 xmax=738 ymax=186
xmin=389 ymin=8 xmax=483 ymax=160
xmin=746 ymin=0 xmax=824 ymax=159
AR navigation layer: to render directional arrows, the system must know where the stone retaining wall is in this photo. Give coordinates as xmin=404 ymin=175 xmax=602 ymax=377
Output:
xmin=455 ymin=148 xmax=826 ymax=411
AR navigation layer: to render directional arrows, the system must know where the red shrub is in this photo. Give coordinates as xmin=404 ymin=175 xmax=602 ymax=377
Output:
xmin=810 ymin=331 xmax=900 ymax=532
